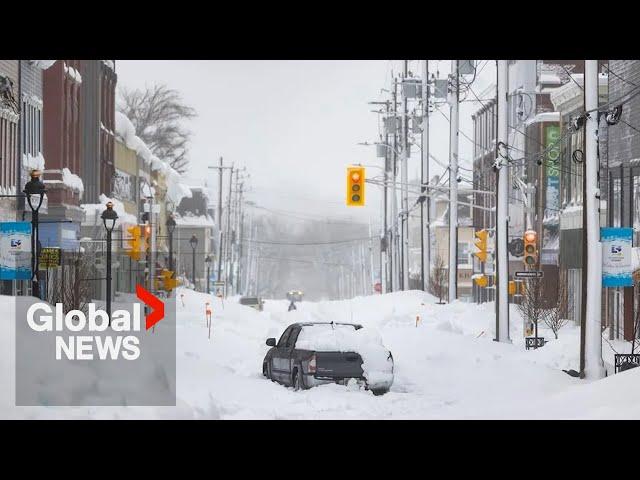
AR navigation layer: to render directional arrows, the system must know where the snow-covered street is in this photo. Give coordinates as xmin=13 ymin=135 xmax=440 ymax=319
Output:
xmin=2 ymin=288 xmax=639 ymax=419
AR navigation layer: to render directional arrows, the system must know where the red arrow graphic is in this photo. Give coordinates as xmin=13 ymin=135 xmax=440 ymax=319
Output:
xmin=136 ymin=284 xmax=165 ymax=330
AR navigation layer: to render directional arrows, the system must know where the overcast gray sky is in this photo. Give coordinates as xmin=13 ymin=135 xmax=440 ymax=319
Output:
xmin=116 ymin=60 xmax=495 ymax=226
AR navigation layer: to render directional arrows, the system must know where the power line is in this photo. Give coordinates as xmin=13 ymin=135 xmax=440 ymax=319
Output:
xmin=241 ymin=235 xmax=376 ymax=246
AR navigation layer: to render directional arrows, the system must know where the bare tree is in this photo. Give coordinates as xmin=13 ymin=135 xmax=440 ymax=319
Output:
xmin=541 ymin=276 xmax=572 ymax=339
xmin=44 ymin=251 xmax=94 ymax=315
xmin=428 ymin=254 xmax=447 ymax=304
xmin=517 ymin=278 xmax=547 ymax=337
xmin=118 ymin=84 xmax=197 ymax=174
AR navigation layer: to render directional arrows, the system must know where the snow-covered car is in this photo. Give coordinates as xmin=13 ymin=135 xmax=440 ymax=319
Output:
xmin=262 ymin=322 xmax=394 ymax=395
xmin=239 ymin=296 xmax=264 ymax=311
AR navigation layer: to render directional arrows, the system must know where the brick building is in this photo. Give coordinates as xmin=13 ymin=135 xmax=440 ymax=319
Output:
xmin=40 ymin=60 xmax=84 ymax=259
xmin=80 ymin=60 xmax=117 ymax=203
xmin=604 ymin=60 xmax=640 ymax=341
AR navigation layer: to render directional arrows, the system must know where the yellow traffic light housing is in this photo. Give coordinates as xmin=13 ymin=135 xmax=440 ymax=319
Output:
xmin=125 ymin=225 xmax=143 ymax=261
xmin=157 ymin=269 xmax=179 ymax=292
xmin=473 ymin=229 xmax=489 ymax=263
xmin=474 ymin=275 xmax=489 ymax=288
xmin=346 ymin=166 xmax=366 ymax=206
xmin=523 ymin=230 xmax=537 ymax=266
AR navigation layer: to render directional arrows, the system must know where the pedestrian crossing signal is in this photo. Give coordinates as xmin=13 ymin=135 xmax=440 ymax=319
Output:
xmin=346 ymin=166 xmax=365 ymax=206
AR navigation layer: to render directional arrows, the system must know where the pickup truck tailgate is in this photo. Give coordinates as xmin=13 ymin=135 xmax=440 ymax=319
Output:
xmin=314 ymin=351 xmax=364 ymax=378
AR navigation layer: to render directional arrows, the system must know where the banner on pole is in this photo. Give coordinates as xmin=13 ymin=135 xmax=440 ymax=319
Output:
xmin=602 ymin=227 xmax=633 ymax=287
xmin=0 ymin=222 xmax=32 ymax=280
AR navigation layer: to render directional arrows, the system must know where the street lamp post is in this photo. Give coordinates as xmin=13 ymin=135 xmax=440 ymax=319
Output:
xmin=101 ymin=202 xmax=119 ymax=325
xmin=23 ymin=169 xmax=46 ymax=299
xmin=190 ymin=234 xmax=198 ymax=290
xmin=205 ymin=255 xmax=212 ymax=294
xmin=166 ymin=214 xmax=176 ymax=273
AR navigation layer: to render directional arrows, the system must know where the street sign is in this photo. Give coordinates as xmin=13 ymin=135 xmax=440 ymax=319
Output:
xmin=514 ymin=271 xmax=544 ymax=279
xmin=39 ymin=247 xmax=61 ymax=269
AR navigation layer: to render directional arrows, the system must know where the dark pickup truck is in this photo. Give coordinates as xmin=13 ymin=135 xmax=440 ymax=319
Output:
xmin=262 ymin=322 xmax=393 ymax=395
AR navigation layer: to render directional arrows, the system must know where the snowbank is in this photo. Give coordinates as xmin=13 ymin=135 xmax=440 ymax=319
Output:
xmin=1 ymin=287 xmax=638 ymax=419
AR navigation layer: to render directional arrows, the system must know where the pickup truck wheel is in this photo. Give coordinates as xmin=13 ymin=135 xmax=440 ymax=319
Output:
xmin=371 ymin=388 xmax=389 ymax=396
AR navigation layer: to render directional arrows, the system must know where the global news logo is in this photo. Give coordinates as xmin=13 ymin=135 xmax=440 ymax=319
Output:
xmin=25 ymin=284 xmax=164 ymax=361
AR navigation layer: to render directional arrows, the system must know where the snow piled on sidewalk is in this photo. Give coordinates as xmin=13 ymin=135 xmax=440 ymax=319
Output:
xmin=1 ymin=289 xmax=639 ymax=419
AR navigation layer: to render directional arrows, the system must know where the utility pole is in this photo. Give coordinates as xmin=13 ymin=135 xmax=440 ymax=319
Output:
xmin=369 ymin=217 xmax=375 ymax=294
xmin=421 ymin=59 xmax=431 ymax=291
xmin=383 ymin=101 xmax=391 ymax=293
xmin=582 ymin=59 xmax=606 ymax=379
xmin=496 ymin=60 xmax=511 ymax=343
xmin=448 ymin=60 xmax=459 ymax=302
xmin=224 ymin=165 xmax=235 ymax=294
xmin=208 ymin=157 xmax=232 ymax=284
xmin=401 ymin=60 xmax=410 ymax=290
xmin=391 ymin=76 xmax=400 ymax=292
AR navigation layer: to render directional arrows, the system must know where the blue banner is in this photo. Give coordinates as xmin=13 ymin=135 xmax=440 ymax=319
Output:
xmin=602 ymin=227 xmax=633 ymax=287
xmin=0 ymin=222 xmax=32 ymax=280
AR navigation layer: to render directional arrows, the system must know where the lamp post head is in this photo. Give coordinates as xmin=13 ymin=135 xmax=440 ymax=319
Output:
xmin=166 ymin=214 xmax=176 ymax=235
xmin=101 ymin=201 xmax=119 ymax=232
xmin=24 ymin=169 xmax=46 ymax=211
xmin=190 ymin=234 xmax=198 ymax=250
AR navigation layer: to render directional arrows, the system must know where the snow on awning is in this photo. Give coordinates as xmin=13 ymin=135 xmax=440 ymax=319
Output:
xmin=81 ymin=194 xmax=137 ymax=227
xmin=30 ymin=60 xmax=57 ymax=70
xmin=174 ymin=213 xmax=216 ymax=228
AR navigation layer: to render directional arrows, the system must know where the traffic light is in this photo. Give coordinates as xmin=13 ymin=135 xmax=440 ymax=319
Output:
xmin=523 ymin=230 xmax=537 ymax=266
xmin=125 ymin=225 xmax=143 ymax=261
xmin=473 ymin=229 xmax=489 ymax=262
xmin=473 ymin=274 xmax=489 ymax=288
xmin=346 ymin=166 xmax=365 ymax=206
xmin=156 ymin=269 xmax=179 ymax=292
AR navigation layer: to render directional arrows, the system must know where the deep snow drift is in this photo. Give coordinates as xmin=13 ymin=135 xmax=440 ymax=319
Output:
xmin=1 ymin=288 xmax=639 ymax=419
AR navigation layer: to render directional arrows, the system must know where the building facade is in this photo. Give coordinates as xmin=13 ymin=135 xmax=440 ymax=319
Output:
xmin=80 ymin=60 xmax=117 ymax=203
xmin=603 ymin=60 xmax=640 ymax=341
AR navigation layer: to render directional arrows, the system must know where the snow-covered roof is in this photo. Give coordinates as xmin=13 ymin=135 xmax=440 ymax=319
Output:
xmin=30 ymin=60 xmax=57 ymax=70
xmin=23 ymin=153 xmax=45 ymax=171
xmin=174 ymin=213 xmax=216 ymax=228
xmin=115 ymin=111 xmax=192 ymax=206
xmin=63 ymin=62 xmax=82 ymax=84
xmin=525 ymin=111 xmax=561 ymax=126
xmin=80 ymin=194 xmax=137 ymax=227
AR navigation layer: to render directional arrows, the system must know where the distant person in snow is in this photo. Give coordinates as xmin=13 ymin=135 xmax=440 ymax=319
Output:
xmin=288 ymin=301 xmax=297 ymax=312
